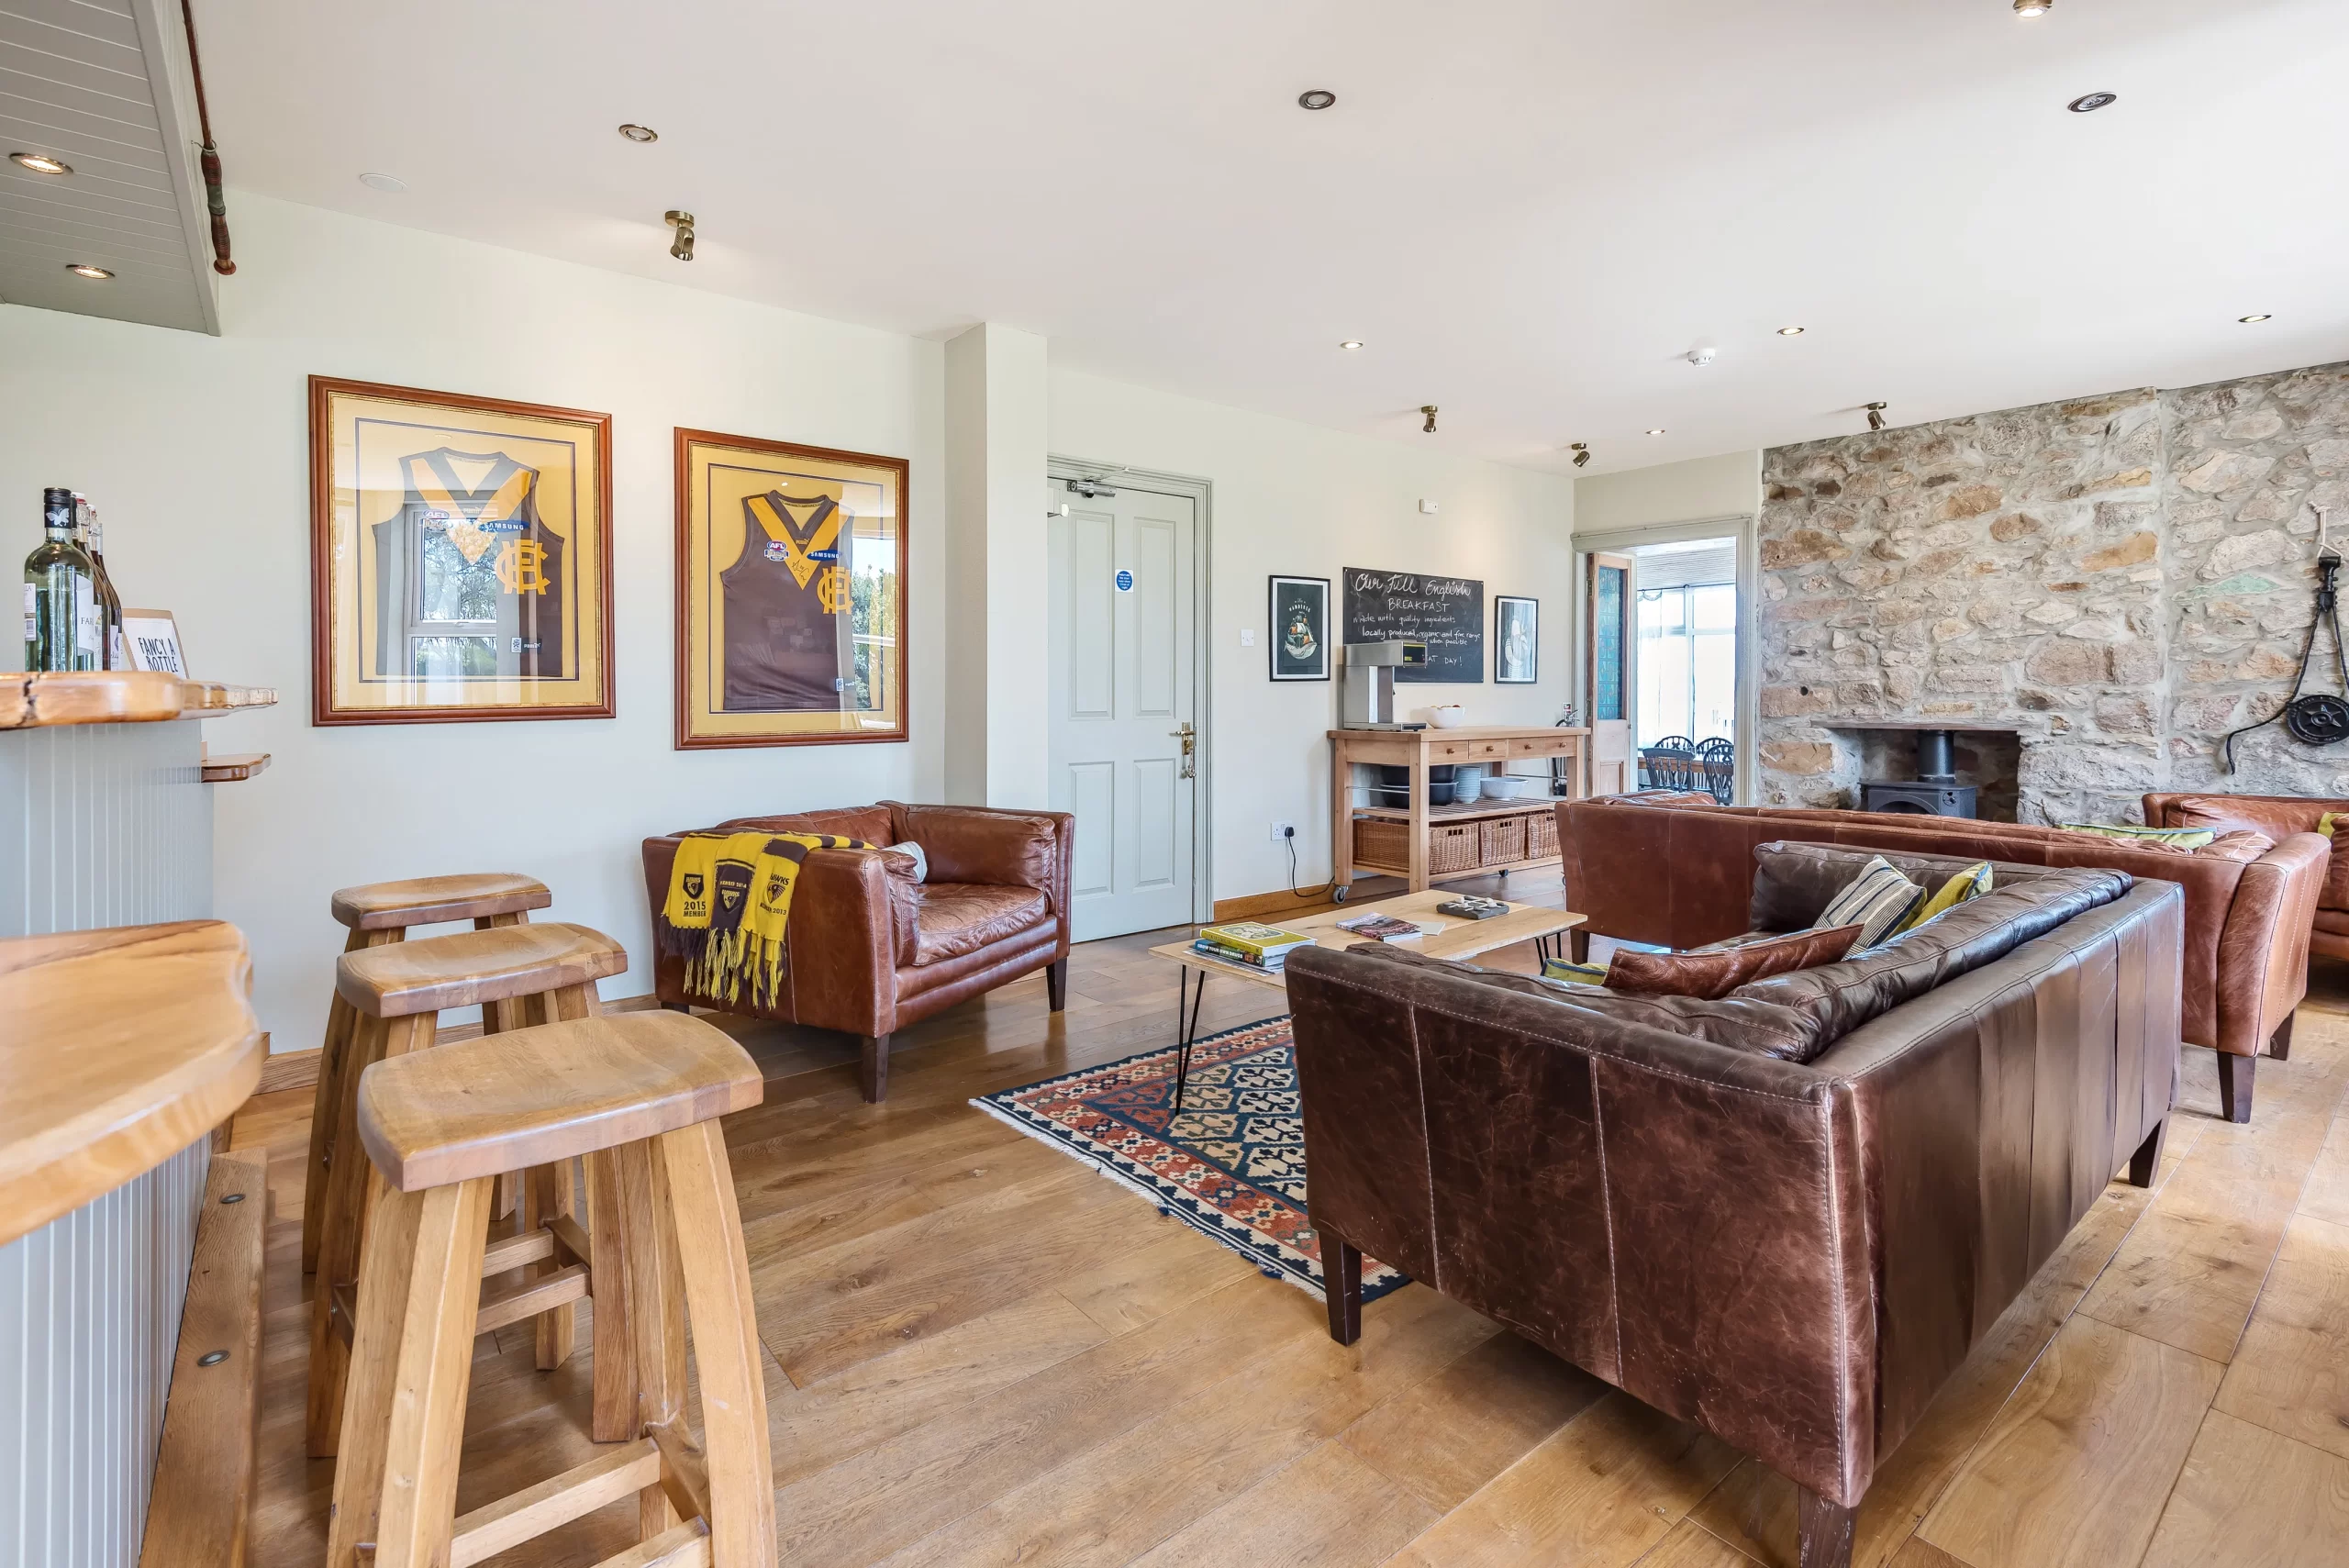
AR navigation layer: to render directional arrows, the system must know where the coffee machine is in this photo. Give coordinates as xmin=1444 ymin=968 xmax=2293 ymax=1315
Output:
xmin=1341 ymin=640 xmax=1429 ymax=728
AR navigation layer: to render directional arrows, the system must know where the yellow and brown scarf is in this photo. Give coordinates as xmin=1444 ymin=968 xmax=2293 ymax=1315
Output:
xmin=656 ymin=831 xmax=874 ymax=1006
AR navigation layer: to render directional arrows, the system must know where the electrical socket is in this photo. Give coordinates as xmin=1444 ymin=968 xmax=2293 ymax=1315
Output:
xmin=1270 ymin=820 xmax=1295 ymax=843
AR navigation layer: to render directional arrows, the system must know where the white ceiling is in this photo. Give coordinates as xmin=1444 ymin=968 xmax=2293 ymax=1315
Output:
xmin=188 ymin=0 xmax=2349 ymax=473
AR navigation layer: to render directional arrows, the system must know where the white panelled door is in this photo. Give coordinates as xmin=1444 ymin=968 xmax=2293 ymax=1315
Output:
xmin=1047 ymin=477 xmax=1197 ymax=940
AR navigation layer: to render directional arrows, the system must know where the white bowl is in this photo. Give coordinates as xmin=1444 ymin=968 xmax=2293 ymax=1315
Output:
xmin=1427 ymin=706 xmax=1469 ymax=728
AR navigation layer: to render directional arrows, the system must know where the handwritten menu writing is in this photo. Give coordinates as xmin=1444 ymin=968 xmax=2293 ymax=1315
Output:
xmin=1341 ymin=569 xmax=1485 ymax=684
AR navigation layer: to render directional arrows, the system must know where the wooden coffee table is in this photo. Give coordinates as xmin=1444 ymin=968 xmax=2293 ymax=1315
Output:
xmin=1148 ymin=891 xmax=1586 ymax=1110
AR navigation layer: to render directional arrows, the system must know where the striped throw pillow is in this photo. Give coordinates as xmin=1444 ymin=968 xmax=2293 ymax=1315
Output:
xmin=2062 ymin=822 xmax=2217 ymax=850
xmin=1540 ymin=956 xmax=1611 ymax=988
xmin=1816 ymin=855 xmax=1927 ymax=948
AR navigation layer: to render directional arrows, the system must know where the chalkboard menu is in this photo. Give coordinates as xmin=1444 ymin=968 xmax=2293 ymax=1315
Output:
xmin=1342 ymin=568 xmax=1485 ymax=684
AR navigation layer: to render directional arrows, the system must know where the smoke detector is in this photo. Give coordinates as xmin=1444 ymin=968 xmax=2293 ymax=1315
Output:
xmin=1687 ymin=345 xmax=1718 ymax=367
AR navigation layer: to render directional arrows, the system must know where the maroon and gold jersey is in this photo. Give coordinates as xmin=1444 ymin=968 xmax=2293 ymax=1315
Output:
xmin=719 ymin=490 xmax=853 ymax=712
xmin=372 ymin=447 xmax=567 ymax=680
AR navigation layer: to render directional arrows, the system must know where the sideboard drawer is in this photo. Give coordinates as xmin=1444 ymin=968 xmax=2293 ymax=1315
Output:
xmin=1509 ymin=734 xmax=1575 ymax=759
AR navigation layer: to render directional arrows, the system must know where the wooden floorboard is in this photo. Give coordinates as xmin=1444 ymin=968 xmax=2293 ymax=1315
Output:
xmin=239 ymin=898 xmax=2349 ymax=1568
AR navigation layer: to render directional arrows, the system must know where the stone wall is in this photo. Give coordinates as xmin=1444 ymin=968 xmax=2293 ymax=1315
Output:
xmin=1757 ymin=361 xmax=2349 ymax=823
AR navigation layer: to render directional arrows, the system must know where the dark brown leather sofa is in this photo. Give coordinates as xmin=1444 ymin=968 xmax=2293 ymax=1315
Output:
xmin=1287 ymin=845 xmax=2183 ymax=1568
xmin=2143 ymin=791 xmax=2349 ymax=963
xmin=640 ymin=801 xmax=1074 ymax=1101
xmin=1555 ymin=795 xmax=2325 ymax=1121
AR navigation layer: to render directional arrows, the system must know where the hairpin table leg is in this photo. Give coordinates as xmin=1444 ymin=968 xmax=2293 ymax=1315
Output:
xmin=1173 ymin=969 xmax=1207 ymax=1115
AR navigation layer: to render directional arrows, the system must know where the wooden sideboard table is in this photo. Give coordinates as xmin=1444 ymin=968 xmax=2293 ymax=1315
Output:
xmin=1328 ymin=725 xmax=1589 ymax=896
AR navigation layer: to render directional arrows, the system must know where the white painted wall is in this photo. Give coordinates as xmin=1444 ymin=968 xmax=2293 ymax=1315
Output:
xmin=1047 ymin=370 xmax=1576 ymax=902
xmin=1574 ymin=450 xmax=1760 ymax=535
xmin=0 ymin=194 xmax=946 ymax=1044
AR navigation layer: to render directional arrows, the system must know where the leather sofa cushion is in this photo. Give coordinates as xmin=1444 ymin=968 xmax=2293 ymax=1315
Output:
xmin=2199 ymin=829 xmax=2278 ymax=863
xmin=1608 ymin=923 xmax=1864 ymax=1001
xmin=912 ymin=883 xmax=1052 ymax=966
xmin=2176 ymin=796 xmax=2345 ymax=904
xmin=2317 ymin=908 xmax=2349 ymax=937
xmin=718 ymin=805 xmax=897 ymax=846
xmin=1737 ymin=866 xmax=2131 ymax=1049
xmin=1750 ymin=840 xmax=2053 ymax=932
xmin=1341 ymin=942 xmax=1831 ymax=1062
xmin=894 ymin=803 xmax=1060 ymax=903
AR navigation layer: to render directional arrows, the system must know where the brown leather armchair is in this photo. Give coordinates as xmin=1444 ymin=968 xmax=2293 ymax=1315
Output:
xmin=1555 ymin=796 xmax=2327 ymax=1121
xmin=2144 ymin=792 xmax=2349 ymax=962
xmin=640 ymin=801 xmax=1074 ymax=1101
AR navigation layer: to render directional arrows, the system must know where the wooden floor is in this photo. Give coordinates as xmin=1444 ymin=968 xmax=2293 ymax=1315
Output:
xmin=239 ymin=870 xmax=2349 ymax=1568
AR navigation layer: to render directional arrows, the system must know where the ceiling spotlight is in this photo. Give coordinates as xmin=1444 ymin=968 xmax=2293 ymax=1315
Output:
xmin=1569 ymin=442 xmax=1590 ymax=469
xmin=1298 ymin=89 xmax=1337 ymax=111
xmin=1865 ymin=401 xmax=1888 ymax=431
xmin=2013 ymin=0 xmax=2052 ymax=15
xmin=358 ymin=172 xmax=406 ymax=193
xmin=665 ymin=209 xmax=696 ymax=261
xmin=2068 ymin=92 xmax=2117 ymax=113
xmin=1645 ymin=428 xmax=1666 ymax=437
xmin=1776 ymin=325 xmax=1806 ymax=337
xmin=9 ymin=151 xmax=71 ymax=175
xmin=2239 ymin=313 xmax=2273 ymax=324
xmin=65 ymin=263 xmax=113 ymax=280
xmin=1340 ymin=339 xmax=1364 ymax=350
xmin=618 ymin=124 xmax=659 ymax=143
xmin=1420 ymin=405 xmax=1438 ymax=434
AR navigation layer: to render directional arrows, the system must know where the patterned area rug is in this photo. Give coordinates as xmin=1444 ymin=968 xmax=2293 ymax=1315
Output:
xmin=972 ymin=1015 xmax=1408 ymax=1303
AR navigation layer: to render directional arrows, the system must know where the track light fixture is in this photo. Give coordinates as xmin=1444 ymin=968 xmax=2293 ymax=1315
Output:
xmin=665 ymin=209 xmax=696 ymax=261
xmin=1420 ymin=405 xmax=1438 ymax=434
xmin=1865 ymin=401 xmax=1888 ymax=431
xmin=1570 ymin=442 xmax=1590 ymax=469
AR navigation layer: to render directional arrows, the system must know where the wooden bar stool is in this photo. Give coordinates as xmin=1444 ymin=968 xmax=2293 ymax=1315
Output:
xmin=305 ymin=873 xmax=551 ymax=1276
xmin=306 ymin=921 xmax=628 ymax=1458
xmin=328 ymin=1011 xmax=773 ymax=1568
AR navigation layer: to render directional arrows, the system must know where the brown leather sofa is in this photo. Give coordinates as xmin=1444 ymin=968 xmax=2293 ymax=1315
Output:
xmin=1556 ymin=796 xmax=2326 ymax=1121
xmin=2144 ymin=791 xmax=2349 ymax=962
xmin=1288 ymin=844 xmax=2183 ymax=1568
xmin=640 ymin=801 xmax=1074 ymax=1101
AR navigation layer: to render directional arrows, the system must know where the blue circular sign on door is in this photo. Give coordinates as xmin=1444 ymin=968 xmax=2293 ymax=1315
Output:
xmin=1114 ymin=569 xmax=1134 ymax=593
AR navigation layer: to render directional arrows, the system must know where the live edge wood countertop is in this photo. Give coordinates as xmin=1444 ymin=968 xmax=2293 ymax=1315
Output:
xmin=0 ymin=671 xmax=277 ymax=729
xmin=0 ymin=922 xmax=265 ymax=1248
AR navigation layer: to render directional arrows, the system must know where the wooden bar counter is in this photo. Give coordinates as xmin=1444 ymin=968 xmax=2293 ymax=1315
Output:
xmin=2 ymin=671 xmax=275 ymax=1567
xmin=1329 ymin=725 xmax=1588 ymax=895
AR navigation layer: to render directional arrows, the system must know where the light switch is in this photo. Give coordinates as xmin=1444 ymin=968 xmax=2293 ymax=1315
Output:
xmin=1241 ymin=628 xmax=1256 ymax=647
xmin=1419 ymin=499 xmax=1439 ymax=516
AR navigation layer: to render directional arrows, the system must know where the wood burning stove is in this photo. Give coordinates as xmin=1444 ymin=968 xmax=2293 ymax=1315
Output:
xmin=1860 ymin=728 xmax=1978 ymax=818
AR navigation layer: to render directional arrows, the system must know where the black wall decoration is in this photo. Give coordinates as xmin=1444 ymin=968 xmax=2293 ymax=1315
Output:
xmin=1342 ymin=568 xmax=1484 ymax=684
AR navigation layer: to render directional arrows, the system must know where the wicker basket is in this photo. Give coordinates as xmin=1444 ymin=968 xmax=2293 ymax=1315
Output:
xmin=1525 ymin=809 xmax=1559 ymax=860
xmin=1478 ymin=814 xmax=1528 ymax=866
xmin=1353 ymin=817 xmax=1482 ymax=875
xmin=1429 ymin=821 xmax=1481 ymax=873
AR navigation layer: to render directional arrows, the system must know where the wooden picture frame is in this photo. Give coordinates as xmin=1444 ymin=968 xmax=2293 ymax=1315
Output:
xmin=307 ymin=376 xmax=614 ymax=725
xmin=673 ymin=428 xmax=909 ymax=750
xmin=1495 ymin=595 xmax=1538 ymax=684
xmin=1267 ymin=575 xmax=1330 ymax=681
xmin=120 ymin=608 xmax=186 ymax=676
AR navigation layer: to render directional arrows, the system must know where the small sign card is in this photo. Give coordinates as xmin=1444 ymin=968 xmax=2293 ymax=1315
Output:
xmin=122 ymin=608 xmax=186 ymax=676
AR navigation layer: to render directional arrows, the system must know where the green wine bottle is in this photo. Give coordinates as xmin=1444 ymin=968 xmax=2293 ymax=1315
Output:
xmin=24 ymin=486 xmax=100 ymax=672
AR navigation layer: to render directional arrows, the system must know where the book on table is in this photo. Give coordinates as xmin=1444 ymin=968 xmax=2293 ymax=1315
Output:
xmin=1196 ymin=922 xmax=1316 ymax=958
xmin=1334 ymin=913 xmax=1427 ymax=941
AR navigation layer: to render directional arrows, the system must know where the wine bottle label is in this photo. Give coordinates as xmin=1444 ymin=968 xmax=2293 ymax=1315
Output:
xmin=21 ymin=582 xmax=34 ymax=642
xmin=75 ymin=577 xmax=98 ymax=658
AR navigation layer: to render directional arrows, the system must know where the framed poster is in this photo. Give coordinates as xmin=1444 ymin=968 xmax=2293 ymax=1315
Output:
xmin=308 ymin=377 xmax=613 ymax=725
xmin=674 ymin=428 xmax=908 ymax=749
xmin=1268 ymin=575 xmax=1330 ymax=680
xmin=1495 ymin=595 xmax=1538 ymax=684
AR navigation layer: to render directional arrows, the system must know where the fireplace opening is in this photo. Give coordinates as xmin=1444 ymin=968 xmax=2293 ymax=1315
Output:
xmin=1838 ymin=725 xmax=2021 ymax=821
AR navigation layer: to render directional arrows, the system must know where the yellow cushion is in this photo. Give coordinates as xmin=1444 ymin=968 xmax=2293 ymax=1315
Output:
xmin=1893 ymin=861 xmax=1992 ymax=936
xmin=1540 ymin=956 xmax=1610 ymax=987
xmin=2062 ymin=822 xmax=2217 ymax=850
xmin=2320 ymin=812 xmax=2340 ymax=840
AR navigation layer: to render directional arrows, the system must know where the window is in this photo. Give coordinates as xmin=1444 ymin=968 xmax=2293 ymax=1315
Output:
xmin=1634 ymin=553 xmax=1736 ymax=748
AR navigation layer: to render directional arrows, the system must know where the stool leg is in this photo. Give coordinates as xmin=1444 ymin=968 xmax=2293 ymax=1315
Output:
xmin=524 ymin=1158 xmax=580 ymax=1371
xmin=615 ymin=1138 xmax=687 ymax=1533
xmin=482 ymin=993 xmax=524 ymax=1222
xmin=306 ymin=1010 xmax=434 ymax=1458
xmin=584 ymin=1147 xmax=641 ymax=1442
xmin=661 ymin=1120 xmax=776 ymax=1567
xmin=304 ymin=927 xmax=398 ymax=1274
xmin=338 ymin=1173 xmax=495 ymax=1568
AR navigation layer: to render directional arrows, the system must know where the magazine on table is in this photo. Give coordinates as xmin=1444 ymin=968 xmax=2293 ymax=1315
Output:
xmin=1333 ymin=913 xmax=1430 ymax=941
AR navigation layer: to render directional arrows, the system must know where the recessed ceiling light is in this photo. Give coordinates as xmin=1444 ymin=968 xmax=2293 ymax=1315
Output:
xmin=1646 ymin=428 xmax=1666 ymax=437
xmin=9 ymin=151 xmax=71 ymax=175
xmin=2068 ymin=92 xmax=2117 ymax=113
xmin=2239 ymin=314 xmax=2273 ymax=324
xmin=358 ymin=172 xmax=406 ymax=193
xmin=1776 ymin=326 xmax=1806 ymax=337
xmin=1297 ymin=90 xmax=1337 ymax=111
xmin=618 ymin=124 xmax=658 ymax=143
xmin=65 ymin=263 xmax=112 ymax=280
xmin=1339 ymin=339 xmax=1364 ymax=350
xmin=2013 ymin=0 xmax=2052 ymax=16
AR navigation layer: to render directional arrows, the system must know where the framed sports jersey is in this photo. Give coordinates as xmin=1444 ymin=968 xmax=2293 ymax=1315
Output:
xmin=308 ymin=377 xmax=614 ymax=724
xmin=674 ymin=428 xmax=907 ymax=749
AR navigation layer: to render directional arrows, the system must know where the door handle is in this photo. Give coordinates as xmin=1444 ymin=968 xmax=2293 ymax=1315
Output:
xmin=1170 ymin=722 xmax=1197 ymax=779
